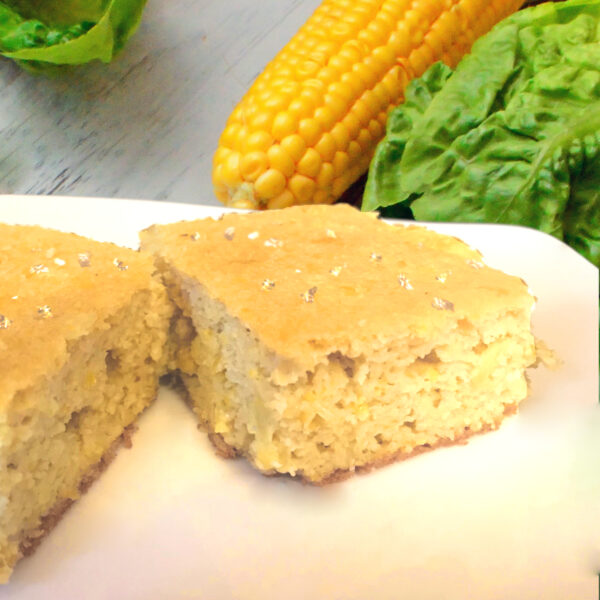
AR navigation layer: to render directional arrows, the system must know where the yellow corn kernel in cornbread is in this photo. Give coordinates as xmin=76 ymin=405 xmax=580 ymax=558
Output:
xmin=0 ymin=224 xmax=172 ymax=583
xmin=140 ymin=204 xmax=539 ymax=484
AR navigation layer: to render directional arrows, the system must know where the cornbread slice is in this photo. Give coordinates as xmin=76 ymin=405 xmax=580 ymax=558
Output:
xmin=0 ymin=224 xmax=172 ymax=583
xmin=141 ymin=204 xmax=538 ymax=484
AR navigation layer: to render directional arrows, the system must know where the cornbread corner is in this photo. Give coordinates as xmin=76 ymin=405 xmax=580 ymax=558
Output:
xmin=0 ymin=224 xmax=173 ymax=583
xmin=140 ymin=204 xmax=539 ymax=484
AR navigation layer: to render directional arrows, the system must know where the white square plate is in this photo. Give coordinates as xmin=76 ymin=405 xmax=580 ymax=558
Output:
xmin=1 ymin=195 xmax=598 ymax=600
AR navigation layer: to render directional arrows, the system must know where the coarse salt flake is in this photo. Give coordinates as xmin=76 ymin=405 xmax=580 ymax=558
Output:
xmin=432 ymin=297 xmax=454 ymax=311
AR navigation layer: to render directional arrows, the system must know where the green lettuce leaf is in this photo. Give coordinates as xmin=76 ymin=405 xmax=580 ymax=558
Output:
xmin=363 ymin=0 xmax=600 ymax=267
xmin=0 ymin=0 xmax=147 ymax=69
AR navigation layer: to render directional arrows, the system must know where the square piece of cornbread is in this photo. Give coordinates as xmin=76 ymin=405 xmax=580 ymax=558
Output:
xmin=0 ymin=224 xmax=172 ymax=582
xmin=141 ymin=204 xmax=538 ymax=484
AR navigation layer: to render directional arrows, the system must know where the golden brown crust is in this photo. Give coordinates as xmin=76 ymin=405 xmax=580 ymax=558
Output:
xmin=140 ymin=204 xmax=535 ymax=369
xmin=18 ymin=424 xmax=137 ymax=560
xmin=0 ymin=223 xmax=158 ymax=402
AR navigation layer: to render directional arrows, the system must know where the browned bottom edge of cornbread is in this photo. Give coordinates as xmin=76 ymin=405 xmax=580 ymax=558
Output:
xmin=318 ymin=403 xmax=518 ymax=485
xmin=18 ymin=424 xmax=138 ymax=562
xmin=207 ymin=405 xmax=517 ymax=486
xmin=169 ymin=370 xmax=519 ymax=486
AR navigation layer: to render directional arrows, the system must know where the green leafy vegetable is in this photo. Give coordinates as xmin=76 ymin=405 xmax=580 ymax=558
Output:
xmin=363 ymin=0 xmax=600 ymax=267
xmin=0 ymin=0 xmax=147 ymax=69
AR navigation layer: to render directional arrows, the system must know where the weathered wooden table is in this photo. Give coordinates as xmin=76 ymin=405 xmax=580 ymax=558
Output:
xmin=0 ymin=0 xmax=322 ymax=207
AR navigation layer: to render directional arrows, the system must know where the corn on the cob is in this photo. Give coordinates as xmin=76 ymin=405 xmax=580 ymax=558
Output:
xmin=213 ymin=0 xmax=525 ymax=209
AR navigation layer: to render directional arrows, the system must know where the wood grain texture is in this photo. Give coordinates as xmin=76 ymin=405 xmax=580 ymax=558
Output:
xmin=0 ymin=0 xmax=321 ymax=206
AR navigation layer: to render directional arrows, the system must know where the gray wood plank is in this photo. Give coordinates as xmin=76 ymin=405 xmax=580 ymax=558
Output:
xmin=0 ymin=0 xmax=321 ymax=206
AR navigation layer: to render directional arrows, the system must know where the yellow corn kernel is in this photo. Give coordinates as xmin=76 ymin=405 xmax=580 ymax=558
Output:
xmin=267 ymin=190 xmax=296 ymax=209
xmin=215 ymin=188 xmax=229 ymax=204
xmin=328 ymin=54 xmax=352 ymax=76
xmin=263 ymin=92 xmax=288 ymax=113
xmin=356 ymin=404 xmax=370 ymax=422
xmin=304 ymin=76 xmax=326 ymax=94
xmin=358 ymin=18 xmax=389 ymax=48
xmin=213 ymin=146 xmax=231 ymax=166
xmin=338 ymin=40 xmax=363 ymax=63
xmin=84 ymin=372 xmax=97 ymax=389
xmin=341 ymin=113 xmax=360 ymax=140
xmin=288 ymin=97 xmax=314 ymax=120
xmin=229 ymin=104 xmax=244 ymax=123
xmin=212 ymin=164 xmax=225 ymax=187
xmin=361 ymin=89 xmax=382 ymax=117
xmin=340 ymin=70 xmax=364 ymax=99
xmin=347 ymin=140 xmax=362 ymax=162
xmin=329 ymin=80 xmax=354 ymax=102
xmin=315 ymin=132 xmax=337 ymax=162
xmin=254 ymin=169 xmax=286 ymax=200
xmin=213 ymin=0 xmax=526 ymax=208
xmin=317 ymin=65 xmax=340 ymax=86
xmin=368 ymin=118 xmax=383 ymax=140
xmin=267 ymin=145 xmax=295 ymax=178
xmin=248 ymin=111 xmax=274 ymax=133
xmin=409 ymin=43 xmax=436 ymax=77
xmin=213 ymin=409 xmax=231 ymax=434
xmin=297 ymin=148 xmax=322 ymax=178
xmin=331 ymin=122 xmax=350 ymax=151
xmin=352 ymin=61 xmax=378 ymax=90
xmin=240 ymin=152 xmax=268 ymax=182
xmin=289 ymin=174 xmax=317 ymax=203
xmin=302 ymin=389 xmax=317 ymax=404
xmin=349 ymin=398 xmax=370 ymax=421
xmin=272 ymin=111 xmax=299 ymax=141
xmin=378 ymin=109 xmax=389 ymax=126
xmin=436 ymin=8 xmax=461 ymax=43
xmin=372 ymin=81 xmax=392 ymax=112
xmin=332 ymin=170 xmax=354 ymax=197
xmin=297 ymin=59 xmax=320 ymax=78
xmin=388 ymin=26 xmax=413 ymax=56
xmin=330 ymin=19 xmax=353 ymax=39
xmin=316 ymin=162 xmax=335 ymax=188
xmin=382 ymin=66 xmax=406 ymax=100
xmin=332 ymin=151 xmax=350 ymax=177
xmin=298 ymin=118 xmax=322 ymax=146
xmin=280 ymin=134 xmax=306 ymax=162
xmin=314 ymin=105 xmax=337 ymax=130
xmin=352 ymin=98 xmax=373 ymax=127
xmin=219 ymin=153 xmax=242 ymax=187
xmin=459 ymin=0 xmax=482 ymax=23
xmin=356 ymin=128 xmax=373 ymax=153
xmin=323 ymin=92 xmax=348 ymax=122
xmin=299 ymin=83 xmax=324 ymax=107
xmin=424 ymin=24 xmax=447 ymax=57
xmin=312 ymin=189 xmax=332 ymax=204
xmin=244 ymin=130 xmax=273 ymax=153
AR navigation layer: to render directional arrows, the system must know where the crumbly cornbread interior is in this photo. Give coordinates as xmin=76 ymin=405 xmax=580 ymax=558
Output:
xmin=0 ymin=225 xmax=172 ymax=583
xmin=164 ymin=269 xmax=534 ymax=483
xmin=141 ymin=205 xmax=538 ymax=484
